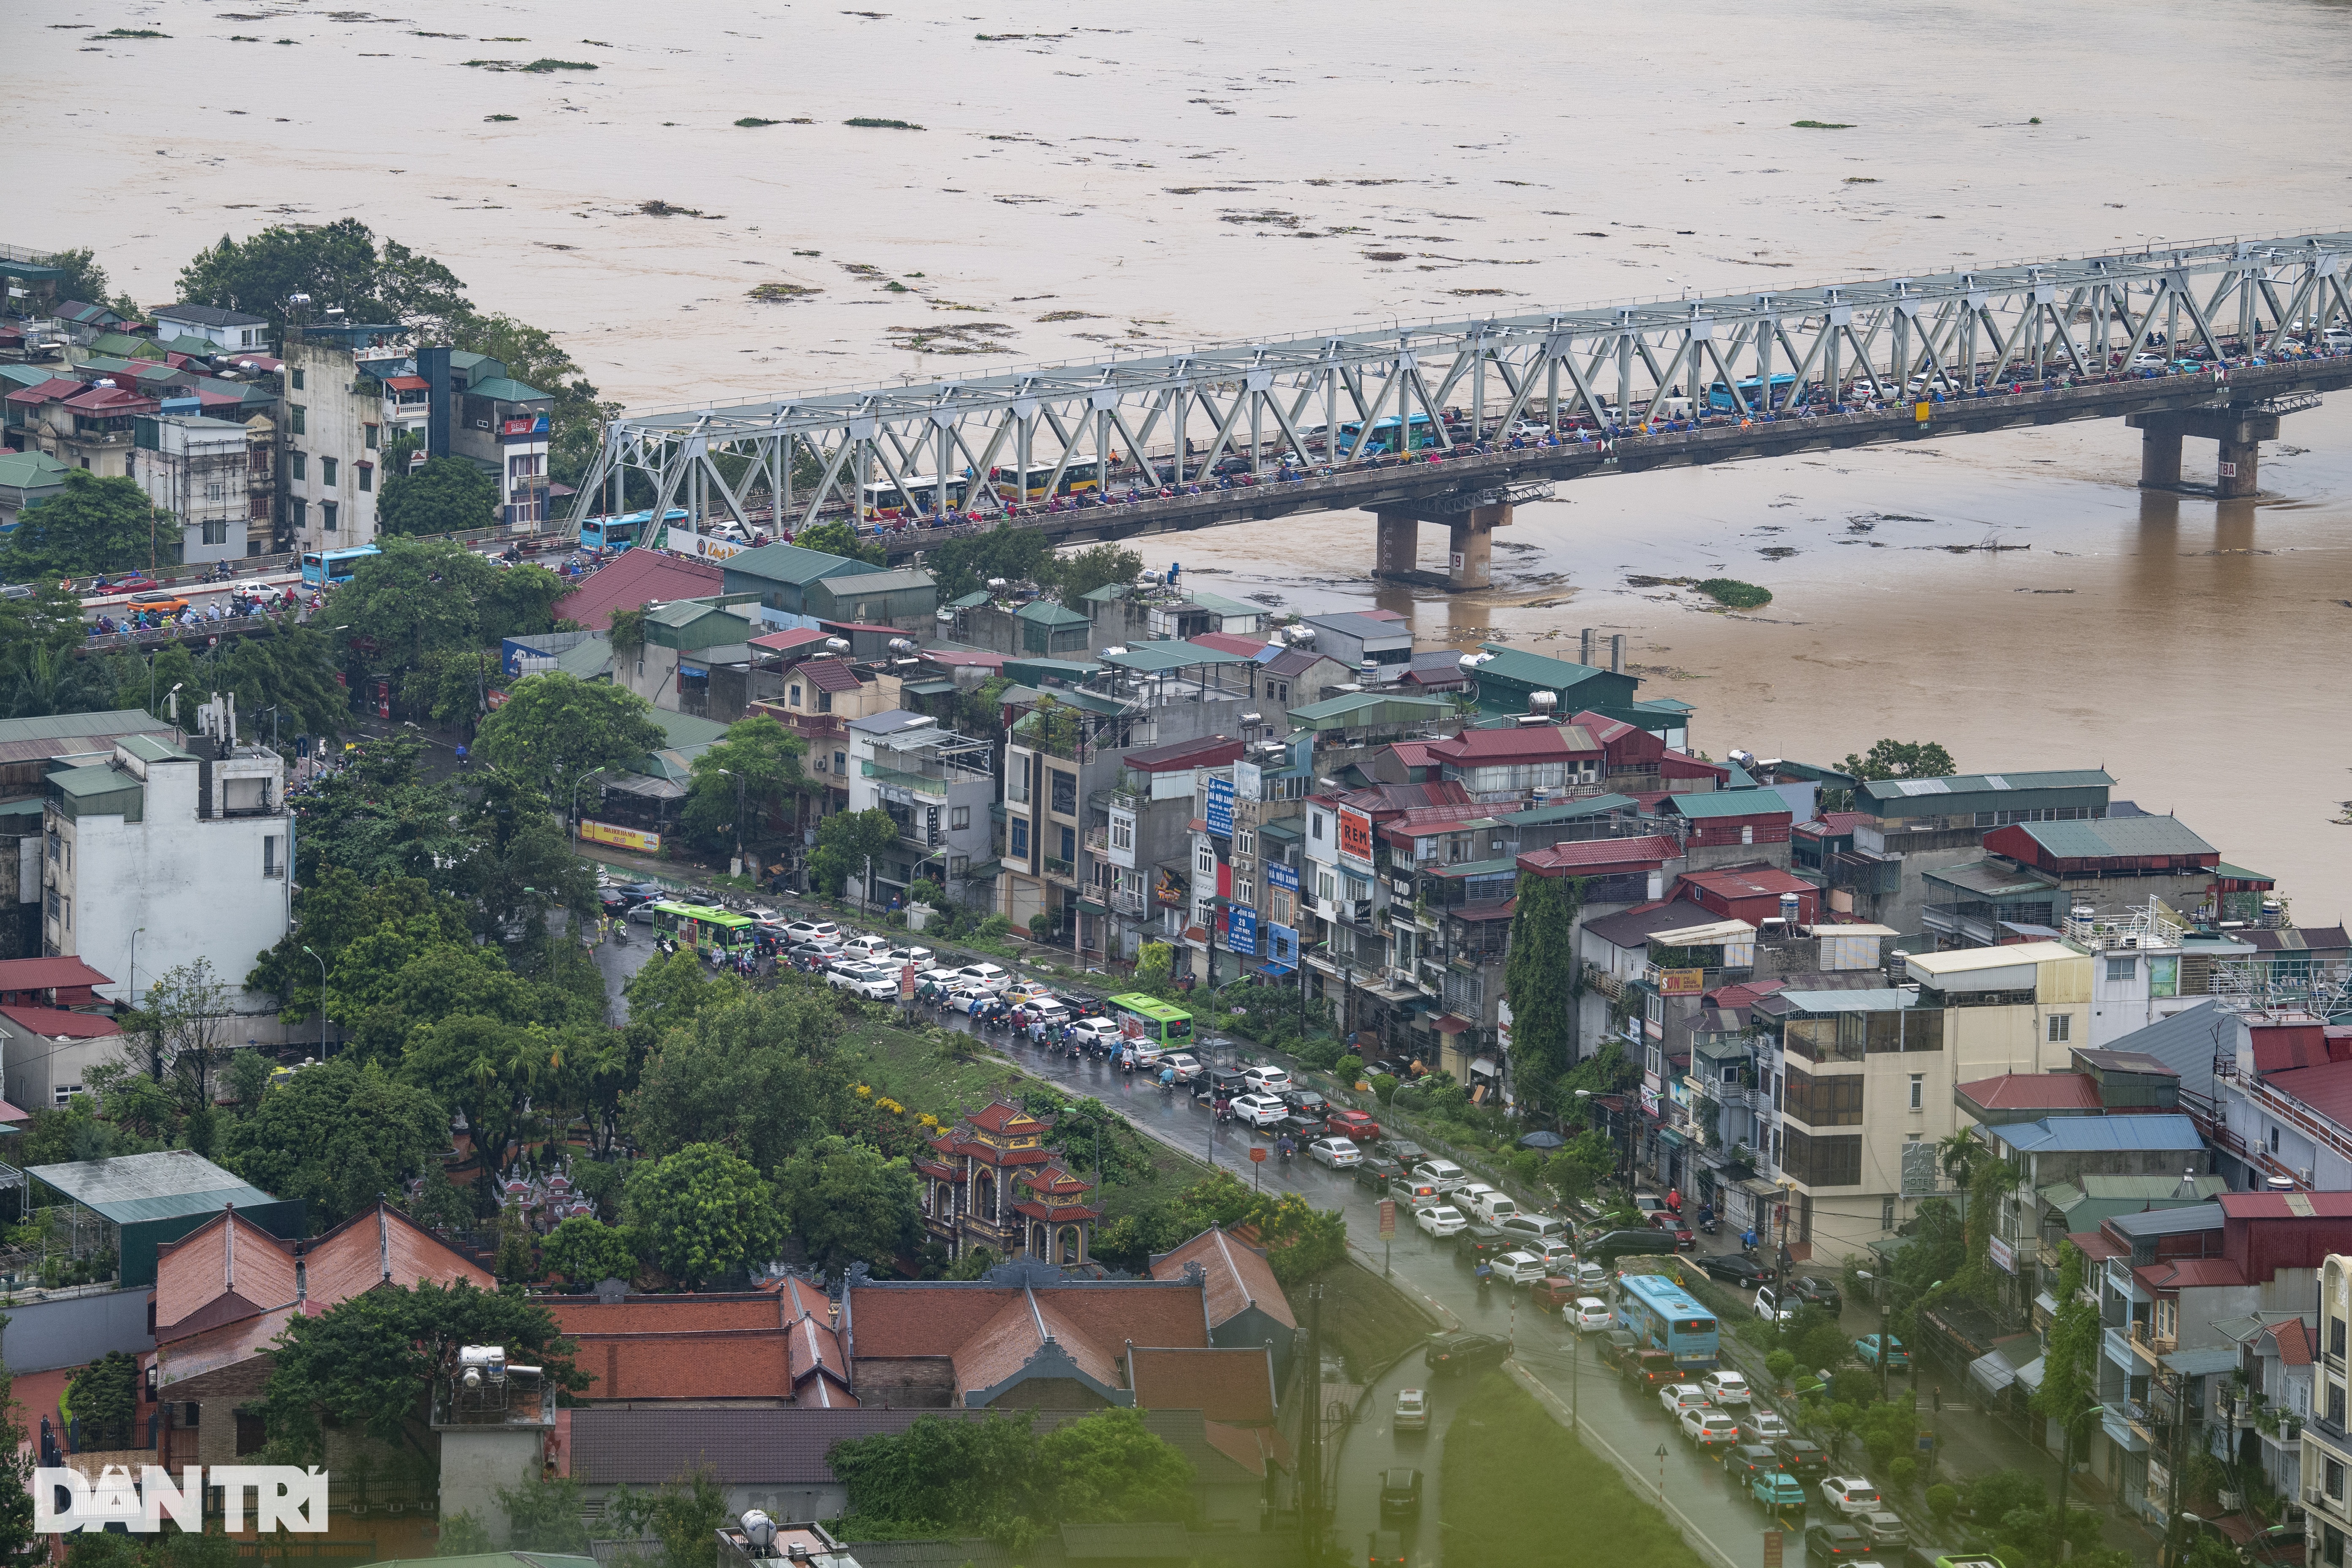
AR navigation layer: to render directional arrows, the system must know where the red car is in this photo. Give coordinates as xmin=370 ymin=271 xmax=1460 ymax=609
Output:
xmin=1650 ymin=1211 xmax=1696 ymax=1252
xmin=1326 ymin=1109 xmax=1383 ymax=1142
xmin=93 ymin=574 xmax=158 ymax=595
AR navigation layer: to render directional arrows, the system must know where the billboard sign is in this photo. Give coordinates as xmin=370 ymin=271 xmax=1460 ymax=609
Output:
xmin=1206 ymin=776 xmax=1235 ymax=838
xmin=1267 ymin=861 xmax=1299 ymax=892
xmin=1232 ymin=760 xmax=1262 ymax=802
xmin=1227 ymin=905 xmax=1258 ymax=956
xmin=1268 ymin=923 xmax=1298 ymax=965
xmin=580 ymin=820 xmax=660 ymax=853
xmin=1337 ymin=806 xmax=1374 ymax=868
xmin=1152 ymin=867 xmax=1189 ymax=908
xmin=1658 ymin=968 xmax=1705 ymax=996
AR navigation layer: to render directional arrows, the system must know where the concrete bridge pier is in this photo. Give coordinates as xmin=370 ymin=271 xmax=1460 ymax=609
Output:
xmin=2127 ymin=405 xmax=2282 ymax=499
xmin=1374 ymin=512 xmax=1419 ymax=577
xmin=1448 ymin=503 xmax=1511 ymax=591
xmin=1371 ymin=499 xmax=1514 ymax=591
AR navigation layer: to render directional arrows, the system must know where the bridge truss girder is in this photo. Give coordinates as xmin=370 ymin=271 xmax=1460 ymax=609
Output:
xmin=569 ymin=230 xmax=2352 ymax=538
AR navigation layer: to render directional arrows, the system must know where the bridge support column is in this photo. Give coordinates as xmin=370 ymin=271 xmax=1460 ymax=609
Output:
xmin=2127 ymin=405 xmax=2282 ymax=497
xmin=1448 ymin=503 xmax=1510 ymax=591
xmin=1372 ymin=512 xmax=1418 ymax=579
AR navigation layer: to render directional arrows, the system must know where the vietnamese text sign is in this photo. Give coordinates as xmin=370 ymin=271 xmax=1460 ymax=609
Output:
xmin=1227 ymin=905 xmax=1258 ymax=956
xmin=1378 ymin=1199 xmax=1397 ymax=1239
xmin=581 ymin=820 xmax=660 ymax=853
xmin=1337 ymin=806 xmax=1374 ymax=867
xmin=1206 ymin=776 xmax=1236 ymax=837
xmin=1989 ymin=1234 xmax=2017 ymax=1274
xmin=38 ymin=1467 xmax=328 ymax=1533
xmin=1658 ymin=968 xmax=1705 ymax=996
xmin=1267 ymin=861 xmax=1299 ymax=892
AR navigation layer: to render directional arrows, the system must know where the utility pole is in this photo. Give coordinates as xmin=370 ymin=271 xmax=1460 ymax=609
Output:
xmin=1300 ymin=1285 xmax=1325 ymax=1562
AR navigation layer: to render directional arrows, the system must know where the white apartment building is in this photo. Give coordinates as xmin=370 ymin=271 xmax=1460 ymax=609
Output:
xmin=39 ymin=696 xmax=291 ymax=1011
xmin=150 ymin=303 xmax=271 ymax=354
xmin=129 ymin=411 xmax=250 ymax=565
xmin=844 ymin=711 xmax=994 ymax=909
xmin=284 ymin=327 xmax=399 ymax=551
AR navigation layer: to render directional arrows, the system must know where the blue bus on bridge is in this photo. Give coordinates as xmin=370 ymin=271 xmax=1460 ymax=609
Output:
xmin=579 ymin=506 xmax=686 ymax=553
xmin=1614 ymin=1272 xmax=1720 ymax=1371
xmin=300 ymin=546 xmax=380 ymax=589
xmin=1706 ymin=374 xmax=1806 ymax=412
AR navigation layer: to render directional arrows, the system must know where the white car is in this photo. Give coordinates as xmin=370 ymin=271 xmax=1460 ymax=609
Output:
xmin=2130 ymin=351 xmax=2167 ymax=370
xmin=944 ymin=985 xmax=994 ymax=1014
xmin=1307 ymin=1137 xmax=1362 ymax=1170
xmin=883 ymin=945 xmax=936 ymax=967
xmin=956 ymin=962 xmax=1012 ymax=992
xmin=839 ymin=935 xmax=893 ymax=961
xmin=782 ymin=919 xmax=839 ymax=943
xmin=826 ymin=963 xmax=898 ymax=1001
xmin=1744 ymin=1409 xmax=1791 ymax=1442
xmin=1754 ymin=1287 xmax=1796 ymax=1324
xmin=1394 ymin=1388 xmax=1428 ymax=1432
xmin=1658 ymin=1383 xmax=1709 ymax=1418
xmin=1240 ymin=1064 xmax=1292 ymax=1093
xmin=1230 ymin=1093 xmax=1290 ymax=1129
xmin=1491 ymin=1250 xmax=1548 ymax=1286
xmin=1701 ymin=1370 xmax=1752 ymax=1408
xmin=1820 ymin=1477 xmax=1882 ymax=1517
xmin=1569 ymin=1296 xmax=1612 ymax=1333
xmin=1414 ymin=1204 xmax=1467 ymax=1239
xmin=1680 ymin=1409 xmax=1741 ymax=1448
xmin=1157 ymin=1051 xmax=1203 ymax=1083
xmin=915 ymin=967 xmax=963 ymax=991
xmin=1413 ymin=1160 xmax=1468 ymax=1195
xmin=1526 ymin=1239 xmax=1576 ymax=1272
xmin=1070 ymin=1017 xmax=1123 ymax=1049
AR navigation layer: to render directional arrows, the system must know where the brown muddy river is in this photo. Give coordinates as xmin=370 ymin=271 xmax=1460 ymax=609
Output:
xmin=13 ymin=0 xmax=2352 ymax=905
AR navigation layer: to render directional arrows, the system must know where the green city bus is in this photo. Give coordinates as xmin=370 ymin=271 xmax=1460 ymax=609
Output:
xmin=1106 ymin=994 xmax=1193 ymax=1045
xmin=651 ymin=902 xmax=758 ymax=959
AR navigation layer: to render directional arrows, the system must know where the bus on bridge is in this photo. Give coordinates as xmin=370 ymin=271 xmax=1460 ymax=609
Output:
xmin=300 ymin=545 xmax=380 ymax=589
xmin=579 ymin=506 xmax=686 ymax=553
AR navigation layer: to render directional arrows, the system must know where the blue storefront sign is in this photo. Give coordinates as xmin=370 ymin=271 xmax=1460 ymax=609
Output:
xmin=1267 ymin=861 xmax=1298 ymax=892
xmin=1226 ymin=905 xmax=1258 ymax=956
xmin=1205 ymin=776 xmax=1235 ymax=838
xmin=1268 ymin=923 xmax=1298 ymax=965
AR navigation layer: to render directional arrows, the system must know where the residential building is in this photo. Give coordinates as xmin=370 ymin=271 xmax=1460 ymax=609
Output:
xmin=1147 ymin=1226 xmax=1301 ymax=1382
xmin=2304 ymin=1256 xmax=2352 ymax=1565
xmin=0 ymin=447 xmax=67 ymax=526
xmin=1654 ymin=789 xmax=1794 ymax=873
xmin=1092 ymin=734 xmax=1245 ymax=964
xmin=39 ymin=698 xmax=290 ymax=1010
xmin=1462 ymin=642 xmax=1644 ymax=725
xmin=129 ymin=411 xmax=254 ymax=563
xmin=282 ymin=323 xmax=406 ymax=550
xmin=0 ymin=999 xmax=120 ymax=1111
xmin=150 ymin=304 xmax=270 ymax=354
xmin=448 ymin=370 xmax=553 ymax=528
xmin=11 ymin=378 xmax=160 ymax=478
xmin=1299 ymin=612 xmax=1413 ymax=677
xmin=1829 ymin=768 xmax=2115 ymax=936
xmin=552 ymin=542 xmax=725 ymax=629
xmin=721 ymin=540 xmax=890 ymax=623
xmin=1982 ymin=814 xmax=2223 ymax=915
xmin=615 ymin=597 xmax=761 ymax=713
xmin=845 ymin=711 xmax=994 ymax=909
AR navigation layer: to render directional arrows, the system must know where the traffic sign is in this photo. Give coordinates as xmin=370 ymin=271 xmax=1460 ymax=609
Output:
xmin=1765 ymin=1530 xmax=1784 ymax=1568
xmin=1378 ymin=1199 xmax=1396 ymax=1239
xmin=1249 ymin=1146 xmax=1267 ymax=1164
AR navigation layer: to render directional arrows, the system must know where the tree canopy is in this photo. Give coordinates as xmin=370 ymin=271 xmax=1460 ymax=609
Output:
xmin=1840 ymin=738 xmax=1956 ymax=782
xmin=623 ymin=1142 xmax=788 ymax=1289
xmin=790 ymin=520 xmax=886 ymax=565
xmin=378 ymin=456 xmax=498 ymax=537
xmin=217 ymin=1057 xmax=452 ymax=1230
xmin=1053 ymin=542 xmax=1143 ymax=608
xmin=0 ymin=470 xmax=160 ymax=580
xmin=773 ymin=1135 xmax=920 ymax=1275
xmin=679 ymin=715 xmax=811 ymax=860
xmin=332 ymin=536 xmax=564 ymax=678
xmin=807 ymin=807 xmax=900 ymax=898
xmin=475 ymin=673 xmax=664 ymax=809
xmin=175 ymin=218 xmax=470 ymax=331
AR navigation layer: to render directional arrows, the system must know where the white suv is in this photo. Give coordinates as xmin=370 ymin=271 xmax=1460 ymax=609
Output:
xmin=957 ymin=962 xmax=1012 ymax=992
xmin=840 ymin=935 xmax=892 ymax=961
xmin=1241 ymin=1064 xmax=1292 ymax=1093
xmin=827 ymin=964 xmax=898 ymax=1001
xmin=1413 ymin=1160 xmax=1468 ymax=1196
xmin=1230 ymin=1093 xmax=1289 ymax=1128
xmin=782 ymin=919 xmax=839 ymax=943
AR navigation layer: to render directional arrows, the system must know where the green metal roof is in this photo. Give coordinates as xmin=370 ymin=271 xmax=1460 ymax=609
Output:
xmin=1633 ymin=697 xmax=1696 ymax=716
xmin=1922 ymin=858 xmax=2057 ymax=899
xmin=1857 ymin=769 xmax=2113 ymax=809
xmin=0 ymin=365 xmax=58 ymax=390
xmin=2015 ymin=816 xmax=2215 ymax=860
xmin=2215 ymin=862 xmax=2275 ymax=884
xmin=447 ymin=350 xmax=500 ymax=374
xmin=1426 ymin=857 xmax=1517 ymax=879
xmin=0 ymin=797 xmax=42 ymax=819
xmin=1661 ymin=789 xmax=1790 ymax=819
xmin=1000 ymin=657 xmax=1100 ymax=683
xmin=1473 ymin=643 xmax=1620 ymax=690
xmin=0 ymin=710 xmax=174 ymax=746
xmin=648 ymin=710 xmax=732 ymax=750
xmin=48 ymin=762 xmax=141 ymax=801
xmin=464 ymin=375 xmax=548 ymax=403
xmin=28 ymin=1150 xmax=278 ymax=1225
xmin=1015 ymin=599 xmax=1091 ymax=626
xmin=903 ymin=678 xmax=958 ymax=696
xmin=0 ymin=449 xmax=70 ymax=489
xmin=1259 ymin=818 xmax=1302 ymax=842
xmin=1286 ymin=691 xmax=1451 ymax=728
xmin=1498 ymin=793 xmax=1636 ymax=826
xmin=723 ymin=540 xmax=884 ymax=588
xmin=1100 ymin=641 xmax=1247 ymax=672
xmin=1081 ymin=583 xmax=1130 ymax=602
xmin=117 ymin=734 xmax=195 ymax=764
xmin=1185 ymin=591 xmax=1261 ymax=619
xmin=947 ymin=589 xmax=994 ymax=610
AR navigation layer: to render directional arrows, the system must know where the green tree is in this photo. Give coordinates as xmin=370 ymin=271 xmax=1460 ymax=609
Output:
xmin=1543 ymin=1131 xmax=1617 ymax=1204
xmin=623 ymin=945 xmax=736 ymax=1032
xmin=1 ymin=580 xmax=109 ymax=719
xmin=119 ymin=957 xmax=234 ymax=1109
xmin=791 ymin=518 xmax=887 ymax=565
xmin=435 ymin=1513 xmax=493 ymax=1556
xmin=64 ymin=1351 xmax=140 ymax=1448
xmin=774 ymin=1135 xmax=920 ymax=1275
xmin=263 ymin=1278 xmax=581 ymax=1460
xmin=623 ymin=984 xmax=843 ymax=1170
xmin=920 ymin=520 xmax=1053 ymax=600
xmin=402 ymin=645 xmax=496 ymax=728
xmin=1053 ymin=542 xmax=1141 ymax=607
xmin=332 ymin=537 xmax=504 ymax=674
xmin=623 ymin=1143 xmax=787 ymax=1289
xmin=272 ymin=742 xmax=471 ymax=887
xmin=475 ymin=672 xmax=664 ymax=808
xmin=497 ymin=1475 xmax=590 ymax=1554
xmin=2032 ymin=1241 xmax=2104 ymax=1496
xmin=541 ymin=1215 xmax=640 ymax=1285
xmin=1038 ymin=1407 xmax=1195 ymax=1526
xmin=45 ymin=248 xmax=129 ymax=314
xmin=452 ymin=767 xmax=602 ymax=946
xmin=680 ymin=715 xmax=811 ymax=861
xmin=0 ymin=469 xmax=161 ymax=580
xmin=378 ymin=456 xmax=498 ymax=537
xmin=644 ymin=1470 xmax=730 ymax=1568
xmin=1504 ymin=871 xmax=1583 ymax=1111
xmin=806 ymin=806 xmax=901 ymax=899
xmin=175 ymin=219 xmax=471 ymax=331
xmin=218 ymin=1057 xmax=451 ymax=1230
xmin=1840 ymin=739 xmax=1957 ymax=782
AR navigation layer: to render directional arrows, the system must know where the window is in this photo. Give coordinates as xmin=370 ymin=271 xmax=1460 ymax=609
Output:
xmin=290 ymin=368 xmax=305 ymax=391
xmin=1236 ymin=878 xmax=1253 ymax=905
xmin=1196 ymin=844 xmax=1215 ymax=879
xmin=289 ymin=452 xmax=307 ymax=482
xmin=1237 ymin=828 xmax=1255 ymax=857
xmin=201 ymin=519 xmax=229 ymax=545
xmin=1010 ymin=819 xmax=1030 ymax=858
xmin=1109 ymin=816 xmax=1131 ymax=851
xmin=1311 ymin=814 xmax=1324 ymax=840
xmin=1783 ymin=1068 xmax=1862 ymax=1126
xmin=2271 ymin=1126 xmax=2283 ymax=1154
xmin=262 ymin=836 xmax=280 ymax=877
xmin=1909 ymin=1073 xmax=1924 ymax=1111
xmin=1317 ymin=870 xmax=1335 ymax=903
xmin=832 ymin=750 xmax=845 ymax=775
xmin=1058 ymin=825 xmax=1075 ymax=862
xmin=2332 ymin=1315 xmax=2346 ymax=1358
xmin=1881 ymin=1197 xmax=1897 ymax=1230
xmin=817 ymin=690 xmax=833 ymax=713
xmin=2047 ymin=1013 xmax=2071 ymax=1044
xmin=54 ymin=1086 xmax=80 ymax=1109
xmin=61 ymin=896 xmax=70 ymax=931
xmin=205 ymin=482 xmax=225 ymax=503
xmin=1781 ymin=1127 xmax=1863 ymax=1188
xmin=2106 ymin=956 xmax=2137 ymax=982
xmin=357 ymin=463 xmax=372 ymax=493
xmin=1050 ymin=769 xmax=1077 ymax=817
xmin=321 ymin=456 xmax=338 ymax=488
xmin=1644 ymin=993 xmax=1663 ymax=1026
xmin=789 ymin=684 xmax=801 ymax=706
xmin=290 ymin=403 xmax=306 ymax=434
xmin=290 ymin=498 xmax=307 ymax=529
xmin=321 ymin=500 xmax=338 ymax=532
xmin=1006 ymin=755 xmax=1031 ymax=805
xmin=364 ymin=423 xmax=379 ymax=449
xmin=950 ymin=806 xmax=970 ymax=831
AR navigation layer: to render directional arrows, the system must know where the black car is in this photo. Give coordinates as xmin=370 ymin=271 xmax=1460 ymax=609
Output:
xmin=1194 ymin=1067 xmax=1248 ymax=1103
xmin=1378 ymin=1468 xmax=1423 ymax=1518
xmin=1353 ymin=1153 xmax=1405 ymax=1192
xmin=1584 ymin=1228 xmax=1683 ymax=1267
xmin=1273 ymin=1112 xmax=1323 ymax=1141
xmin=1723 ymin=1445 xmax=1783 ymax=1486
xmin=1594 ymin=1328 xmax=1641 ymax=1369
xmin=1806 ymin=1525 xmax=1873 ymax=1564
xmin=1282 ymin=1088 xmax=1332 ymax=1119
xmin=1368 ymin=1529 xmax=1409 ymax=1568
xmin=1774 ymin=1438 xmax=1832 ymax=1481
xmin=1791 ymin=1275 xmax=1844 ymax=1313
xmin=597 ymin=890 xmax=635 ymax=916
xmin=1699 ymin=1254 xmax=1775 ymax=1288
xmin=1382 ymin=1139 xmax=1428 ymax=1167
xmin=1424 ymin=1331 xmax=1511 ymax=1377
xmin=1456 ymin=1220 xmax=1510 ymax=1265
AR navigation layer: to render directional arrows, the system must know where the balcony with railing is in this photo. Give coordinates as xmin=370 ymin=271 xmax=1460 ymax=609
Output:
xmin=1108 ymin=884 xmax=1146 ymax=917
xmin=1042 ymin=856 xmax=1077 ymax=884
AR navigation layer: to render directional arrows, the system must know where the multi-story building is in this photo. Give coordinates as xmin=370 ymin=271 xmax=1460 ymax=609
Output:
xmin=845 ymin=711 xmax=995 ymax=911
xmin=129 ymin=411 xmax=251 ymax=564
xmin=2305 ymin=1256 xmax=2352 ymax=1567
xmin=1092 ymin=735 xmax=1245 ymax=965
xmin=38 ymin=695 xmax=289 ymax=1013
xmin=150 ymin=303 xmax=272 ymax=354
xmin=1827 ymin=768 xmax=2115 ymax=936
xmin=283 ymin=322 xmax=404 ymax=550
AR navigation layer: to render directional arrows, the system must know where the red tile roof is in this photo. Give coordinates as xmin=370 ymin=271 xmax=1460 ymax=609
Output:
xmin=1387 ymin=741 xmax=1441 ymax=771
xmin=302 ymin=1202 xmax=492 ymax=1307
xmin=4 ymin=377 xmax=82 ymax=406
xmin=749 ymin=626 xmax=832 ymax=654
xmin=383 ymin=376 xmax=428 ymax=392
xmin=1149 ymin=1227 xmax=1295 ymax=1334
xmin=1427 ymin=725 xmax=1601 ymax=763
xmin=2068 ymin=1230 xmax=2127 ymax=1263
xmin=2240 ymin=1062 xmax=2352 ymax=1130
xmin=2137 ymin=1257 xmax=2247 ymax=1290
xmin=968 ymin=1100 xmax=1050 ymax=1135
xmin=2216 ymin=1189 xmax=2352 ymax=1220
xmin=154 ymin=1211 xmax=298 ymax=1340
xmin=801 ymin=659 xmax=862 ymax=693
xmin=1127 ymin=1347 xmax=1275 ymax=1424
xmin=553 ymin=550 xmax=725 ymax=631
xmin=1124 ymin=735 xmax=1245 ymax=773
xmin=0 ymin=956 xmax=114 ymax=992
xmin=1189 ymin=632 xmax=1269 ymax=657
xmin=1516 ymin=835 xmax=1676 ymax=875
xmin=1955 ymin=1073 xmax=2102 ymax=1113
xmin=848 ymin=1285 xmax=1028 ymax=1359
xmin=0 ymin=1006 xmax=120 ymax=1040
xmin=2270 ymin=1318 xmax=2314 ymax=1367
xmin=1681 ymin=866 xmax=1815 ymax=899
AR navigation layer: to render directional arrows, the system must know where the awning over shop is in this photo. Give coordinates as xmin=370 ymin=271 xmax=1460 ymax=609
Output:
xmin=1469 ymin=1056 xmax=1499 ymax=1077
xmin=1655 ymin=1128 xmax=1686 ymax=1149
xmin=1969 ymin=1332 xmax=2042 ymax=1400
xmin=2162 ymin=1346 xmax=2240 ymax=1377
xmin=1969 ymin=1348 xmax=2020 ymax=1399
xmin=1254 ymin=962 xmax=1296 ymax=978
xmin=1431 ymin=1013 xmax=1473 ymax=1034
xmin=2013 ymin=1355 xmax=2047 ymax=1394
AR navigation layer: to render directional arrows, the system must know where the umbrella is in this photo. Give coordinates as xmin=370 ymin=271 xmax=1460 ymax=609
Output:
xmin=1517 ymin=1130 xmax=1567 ymax=1150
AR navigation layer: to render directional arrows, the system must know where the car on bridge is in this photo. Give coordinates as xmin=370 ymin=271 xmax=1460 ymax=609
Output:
xmin=127 ymin=591 xmax=191 ymax=614
xmin=1751 ymin=1470 xmax=1808 ymax=1516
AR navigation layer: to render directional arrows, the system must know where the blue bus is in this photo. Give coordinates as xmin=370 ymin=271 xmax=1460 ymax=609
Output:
xmin=1614 ymin=1273 xmax=1720 ymax=1371
xmin=579 ymin=506 xmax=686 ymax=553
xmin=300 ymin=545 xmax=380 ymax=588
xmin=1341 ymin=412 xmax=1440 ymax=454
xmin=1706 ymin=374 xmax=1804 ymax=412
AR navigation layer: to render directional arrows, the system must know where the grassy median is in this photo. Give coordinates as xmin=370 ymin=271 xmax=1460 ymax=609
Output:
xmin=1441 ymin=1372 xmax=1713 ymax=1568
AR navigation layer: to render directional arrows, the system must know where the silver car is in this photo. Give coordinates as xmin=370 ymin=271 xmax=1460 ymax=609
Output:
xmin=1307 ymin=1137 xmax=1362 ymax=1170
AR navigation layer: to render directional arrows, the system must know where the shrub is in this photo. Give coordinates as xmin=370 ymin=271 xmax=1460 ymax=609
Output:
xmin=1696 ymin=577 xmax=1772 ymax=609
xmin=1926 ymin=1484 xmax=1959 ymax=1522
xmin=1028 ymin=912 xmax=1055 ymax=942
xmin=1334 ymin=1053 xmax=1362 ymax=1083
xmin=1370 ymin=1073 xmax=1399 ymax=1105
xmin=1766 ymin=1349 xmax=1796 ymax=1383
xmin=846 ymin=116 xmax=926 ymax=130
xmin=1889 ymin=1456 xmax=1918 ymax=1489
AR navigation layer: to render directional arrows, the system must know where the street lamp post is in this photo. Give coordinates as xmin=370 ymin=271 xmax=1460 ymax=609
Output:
xmin=128 ymin=926 xmax=145 ymax=1010
xmin=300 ymin=944 xmax=327 ymax=1057
xmin=572 ymin=765 xmax=609 ymax=838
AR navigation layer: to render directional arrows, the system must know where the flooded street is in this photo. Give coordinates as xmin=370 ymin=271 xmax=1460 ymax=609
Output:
xmin=12 ymin=0 xmax=2352 ymax=901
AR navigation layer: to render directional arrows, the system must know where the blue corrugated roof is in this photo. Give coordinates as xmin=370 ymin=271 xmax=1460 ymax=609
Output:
xmin=1988 ymin=1114 xmax=2207 ymax=1155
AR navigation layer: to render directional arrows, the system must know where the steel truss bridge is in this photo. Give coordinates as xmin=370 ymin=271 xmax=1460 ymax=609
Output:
xmin=570 ymin=228 xmax=2352 ymax=588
